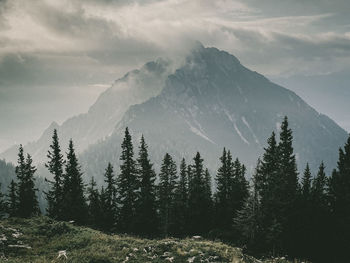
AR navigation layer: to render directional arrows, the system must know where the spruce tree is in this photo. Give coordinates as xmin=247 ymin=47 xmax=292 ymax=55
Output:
xmin=158 ymin=153 xmax=177 ymax=237
xmin=45 ymin=129 xmax=65 ymax=220
xmin=301 ymin=163 xmax=312 ymax=199
xmin=135 ymin=135 xmax=158 ymax=236
xmin=215 ymin=148 xmax=230 ymax=229
xmin=231 ymin=158 xmax=249 ymax=216
xmin=7 ymin=180 xmax=18 ymax=217
xmin=173 ymin=158 xmax=189 ymax=236
xmin=16 ymin=145 xmax=39 ymax=218
xmin=62 ymin=139 xmax=87 ymax=224
xmin=101 ymin=163 xmax=117 ymax=231
xmin=328 ymin=135 xmax=350 ymax=260
xmin=311 ymin=162 xmax=327 ymax=207
xmin=87 ymin=177 xmax=101 ymax=228
xmin=188 ymin=152 xmax=209 ymax=235
xmin=277 ymin=116 xmax=298 ymax=254
xmin=0 ymin=183 xmax=5 ymax=218
xmin=116 ymin=127 xmax=138 ymax=233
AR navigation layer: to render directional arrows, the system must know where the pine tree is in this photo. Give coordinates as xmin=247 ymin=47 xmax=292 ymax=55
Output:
xmin=62 ymin=139 xmax=87 ymax=224
xmin=135 ymin=135 xmax=158 ymax=236
xmin=188 ymin=152 xmax=210 ymax=235
xmin=277 ymin=116 xmax=299 ymax=254
xmin=101 ymin=163 xmax=117 ymax=231
xmin=231 ymin=158 xmax=249 ymax=216
xmin=16 ymin=145 xmax=39 ymax=218
xmin=116 ymin=127 xmax=138 ymax=233
xmin=301 ymin=163 xmax=312 ymax=200
xmin=87 ymin=177 xmax=101 ymax=228
xmin=328 ymin=135 xmax=350 ymax=261
xmin=158 ymin=153 xmax=177 ymax=237
xmin=173 ymin=158 xmax=189 ymax=236
xmin=45 ymin=129 xmax=65 ymax=220
xmin=311 ymin=162 xmax=327 ymax=207
xmin=215 ymin=148 xmax=231 ymax=229
xmin=0 ymin=183 xmax=5 ymax=219
xmin=7 ymin=180 xmax=18 ymax=217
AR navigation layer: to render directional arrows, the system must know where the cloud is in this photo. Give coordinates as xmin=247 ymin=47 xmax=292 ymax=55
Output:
xmin=0 ymin=0 xmax=349 ymax=150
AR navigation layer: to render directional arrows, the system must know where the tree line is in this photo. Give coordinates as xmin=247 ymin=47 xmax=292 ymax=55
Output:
xmin=0 ymin=116 xmax=350 ymax=262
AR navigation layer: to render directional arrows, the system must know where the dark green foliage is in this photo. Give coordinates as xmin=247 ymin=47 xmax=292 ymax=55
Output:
xmin=172 ymin=158 xmax=189 ymax=236
xmin=215 ymin=149 xmax=249 ymax=239
xmin=328 ymin=134 xmax=350 ymax=261
xmin=15 ymin=145 xmax=40 ymax=218
xmin=87 ymin=176 xmax=101 ymax=228
xmin=62 ymin=139 xmax=88 ymax=224
xmin=158 ymin=153 xmax=177 ymax=237
xmin=188 ymin=152 xmax=211 ymax=235
xmin=301 ymin=163 xmax=312 ymax=199
xmin=0 ymin=183 xmax=5 ymax=218
xmin=45 ymin=129 xmax=65 ymax=220
xmin=100 ymin=163 xmax=117 ymax=231
xmin=116 ymin=127 xmax=138 ymax=233
xmin=135 ymin=135 xmax=158 ymax=236
xmin=6 ymin=180 xmax=18 ymax=217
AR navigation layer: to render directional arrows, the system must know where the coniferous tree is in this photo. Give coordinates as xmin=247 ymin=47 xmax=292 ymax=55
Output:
xmin=16 ymin=145 xmax=39 ymax=218
xmin=135 ymin=136 xmax=158 ymax=236
xmin=158 ymin=153 xmax=177 ymax=237
xmin=0 ymin=183 xmax=5 ymax=218
xmin=215 ymin=148 xmax=230 ymax=229
xmin=301 ymin=163 xmax=312 ymax=199
xmin=62 ymin=139 xmax=87 ymax=224
xmin=101 ymin=163 xmax=117 ymax=231
xmin=116 ymin=128 xmax=138 ymax=233
xmin=7 ymin=180 xmax=18 ymax=217
xmin=188 ymin=152 xmax=209 ymax=235
xmin=231 ymin=158 xmax=249 ymax=217
xmin=277 ymin=117 xmax=299 ymax=254
xmin=45 ymin=129 xmax=65 ymax=220
xmin=328 ymin=135 xmax=350 ymax=261
xmin=87 ymin=177 xmax=101 ymax=228
xmin=234 ymin=186 xmax=261 ymax=251
xmin=173 ymin=158 xmax=189 ymax=236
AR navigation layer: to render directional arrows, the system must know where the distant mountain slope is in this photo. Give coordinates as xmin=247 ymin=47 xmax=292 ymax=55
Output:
xmin=81 ymin=44 xmax=347 ymax=180
xmin=0 ymin=59 xmax=172 ymax=164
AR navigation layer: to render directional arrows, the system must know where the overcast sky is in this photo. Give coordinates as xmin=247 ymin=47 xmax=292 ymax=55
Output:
xmin=0 ymin=0 xmax=349 ymax=152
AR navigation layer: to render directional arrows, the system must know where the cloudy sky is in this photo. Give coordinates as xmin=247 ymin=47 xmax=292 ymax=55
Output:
xmin=0 ymin=0 xmax=349 ymax=152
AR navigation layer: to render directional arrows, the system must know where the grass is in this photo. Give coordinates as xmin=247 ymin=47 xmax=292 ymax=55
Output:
xmin=0 ymin=217 xmax=298 ymax=263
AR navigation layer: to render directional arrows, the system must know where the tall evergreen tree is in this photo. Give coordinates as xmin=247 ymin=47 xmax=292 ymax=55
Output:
xmin=45 ymin=129 xmax=65 ymax=220
xmin=328 ymin=135 xmax=350 ymax=261
xmin=87 ymin=177 xmax=101 ymax=228
xmin=158 ymin=153 xmax=177 ymax=237
xmin=0 ymin=183 xmax=5 ymax=218
xmin=16 ymin=145 xmax=39 ymax=218
xmin=230 ymin=158 xmax=249 ymax=216
xmin=188 ymin=152 xmax=210 ymax=235
xmin=7 ymin=180 xmax=18 ymax=217
xmin=277 ymin=116 xmax=299 ymax=254
xmin=62 ymin=139 xmax=87 ymax=224
xmin=173 ymin=158 xmax=189 ymax=236
xmin=215 ymin=148 xmax=231 ymax=229
xmin=102 ymin=163 xmax=117 ymax=231
xmin=301 ymin=163 xmax=312 ymax=199
xmin=135 ymin=136 xmax=158 ymax=236
xmin=116 ymin=128 xmax=138 ymax=233
xmin=311 ymin=162 xmax=327 ymax=207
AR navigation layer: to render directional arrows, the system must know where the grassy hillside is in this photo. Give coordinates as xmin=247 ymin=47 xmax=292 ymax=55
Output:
xmin=0 ymin=217 xmax=296 ymax=263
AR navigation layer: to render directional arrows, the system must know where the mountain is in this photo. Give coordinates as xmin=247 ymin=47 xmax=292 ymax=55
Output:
xmin=80 ymin=43 xmax=347 ymax=181
xmin=1 ymin=43 xmax=347 ymax=182
xmin=0 ymin=216 xmax=297 ymax=263
xmin=0 ymin=58 xmax=172 ymax=164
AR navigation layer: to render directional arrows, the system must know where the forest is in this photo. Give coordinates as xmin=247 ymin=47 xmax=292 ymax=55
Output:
xmin=1 ymin=116 xmax=349 ymax=263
